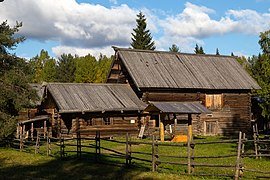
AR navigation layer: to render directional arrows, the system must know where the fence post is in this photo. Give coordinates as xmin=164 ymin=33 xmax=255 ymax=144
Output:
xmin=253 ymin=125 xmax=258 ymax=159
xmin=95 ymin=131 xmax=100 ymax=161
xmin=46 ymin=131 xmax=51 ymax=156
xmin=234 ymin=131 xmax=242 ymax=180
xmin=126 ymin=133 xmax=129 ymax=166
xmin=19 ymin=125 xmax=23 ymax=152
xmin=155 ymin=136 xmax=159 ymax=171
xmin=187 ymin=131 xmax=191 ymax=175
xmin=191 ymin=142 xmax=195 ymax=173
xmin=152 ymin=135 xmax=156 ymax=172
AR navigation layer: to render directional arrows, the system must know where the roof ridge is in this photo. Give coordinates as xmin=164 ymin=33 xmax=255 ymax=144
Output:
xmin=113 ymin=46 xmax=236 ymax=58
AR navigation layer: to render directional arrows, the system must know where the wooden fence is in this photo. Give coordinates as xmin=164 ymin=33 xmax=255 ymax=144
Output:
xmin=11 ymin=129 xmax=270 ymax=180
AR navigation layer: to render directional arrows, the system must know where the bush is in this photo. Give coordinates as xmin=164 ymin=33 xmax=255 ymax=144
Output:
xmin=0 ymin=112 xmax=17 ymax=141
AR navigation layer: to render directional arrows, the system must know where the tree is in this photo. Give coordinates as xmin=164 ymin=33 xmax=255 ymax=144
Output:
xmin=56 ymin=54 xmax=76 ymax=82
xmin=74 ymin=54 xmax=97 ymax=83
xmin=169 ymin=44 xmax=180 ymax=52
xmin=258 ymin=30 xmax=270 ymax=55
xmin=29 ymin=49 xmax=56 ymax=83
xmin=42 ymin=59 xmax=56 ymax=82
xmin=216 ymin=48 xmax=220 ymax=55
xmin=94 ymin=54 xmax=113 ymax=83
xmin=194 ymin=44 xmax=205 ymax=54
xmin=0 ymin=21 xmax=37 ymax=140
xmin=231 ymin=52 xmax=235 ymax=56
xmin=249 ymin=30 xmax=270 ymax=121
xmin=131 ymin=12 xmax=155 ymax=50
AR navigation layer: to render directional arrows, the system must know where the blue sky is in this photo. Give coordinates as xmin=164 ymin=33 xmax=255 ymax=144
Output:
xmin=1 ymin=0 xmax=270 ymax=59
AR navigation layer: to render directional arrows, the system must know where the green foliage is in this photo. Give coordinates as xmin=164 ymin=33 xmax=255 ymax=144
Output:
xmin=194 ymin=44 xmax=205 ymax=54
xmin=75 ymin=54 xmax=97 ymax=83
xmin=56 ymin=54 xmax=76 ymax=82
xmin=258 ymin=30 xmax=270 ymax=55
xmin=169 ymin=44 xmax=180 ymax=52
xmin=29 ymin=49 xmax=56 ymax=83
xmin=94 ymin=54 xmax=113 ymax=83
xmin=0 ymin=113 xmax=17 ymax=140
xmin=0 ymin=20 xmax=37 ymax=140
xmin=131 ymin=12 xmax=156 ymax=50
xmin=42 ymin=59 xmax=56 ymax=82
xmin=248 ymin=30 xmax=270 ymax=121
xmin=0 ymin=20 xmax=25 ymax=54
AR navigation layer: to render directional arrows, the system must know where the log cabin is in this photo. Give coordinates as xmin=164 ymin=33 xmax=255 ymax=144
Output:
xmin=106 ymin=47 xmax=261 ymax=136
xmin=40 ymin=83 xmax=147 ymax=137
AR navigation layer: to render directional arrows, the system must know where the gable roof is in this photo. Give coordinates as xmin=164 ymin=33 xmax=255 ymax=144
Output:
xmin=112 ymin=48 xmax=260 ymax=90
xmin=46 ymin=83 xmax=147 ymax=113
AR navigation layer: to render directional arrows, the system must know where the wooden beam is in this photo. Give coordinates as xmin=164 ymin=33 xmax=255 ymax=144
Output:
xmin=188 ymin=114 xmax=192 ymax=141
xmin=159 ymin=114 xmax=165 ymax=142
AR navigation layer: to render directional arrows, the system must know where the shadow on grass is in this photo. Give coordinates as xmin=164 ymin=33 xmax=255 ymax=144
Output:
xmin=0 ymin=152 xmax=151 ymax=180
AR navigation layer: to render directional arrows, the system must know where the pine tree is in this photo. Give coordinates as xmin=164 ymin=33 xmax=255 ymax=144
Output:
xmin=194 ymin=44 xmax=200 ymax=54
xmin=56 ymin=54 xmax=76 ymax=82
xmin=231 ymin=52 xmax=235 ymax=56
xmin=169 ymin=44 xmax=180 ymax=52
xmin=194 ymin=44 xmax=205 ymax=54
xmin=131 ymin=12 xmax=155 ymax=50
xmin=0 ymin=21 xmax=37 ymax=140
xmin=199 ymin=46 xmax=205 ymax=54
xmin=216 ymin=48 xmax=220 ymax=55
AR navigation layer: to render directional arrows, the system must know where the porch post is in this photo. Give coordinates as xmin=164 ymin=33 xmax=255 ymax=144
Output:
xmin=188 ymin=114 xmax=192 ymax=140
xmin=159 ymin=114 xmax=165 ymax=142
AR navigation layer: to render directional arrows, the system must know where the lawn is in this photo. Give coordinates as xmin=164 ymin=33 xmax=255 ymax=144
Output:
xmin=0 ymin=136 xmax=269 ymax=179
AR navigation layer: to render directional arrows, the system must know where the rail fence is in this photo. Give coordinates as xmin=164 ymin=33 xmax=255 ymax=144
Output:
xmin=7 ymin=129 xmax=270 ymax=180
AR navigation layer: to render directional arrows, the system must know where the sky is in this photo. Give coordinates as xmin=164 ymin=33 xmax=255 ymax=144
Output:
xmin=1 ymin=0 xmax=270 ymax=59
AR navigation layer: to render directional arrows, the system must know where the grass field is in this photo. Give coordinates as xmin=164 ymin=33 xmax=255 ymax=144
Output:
xmin=0 ymin=136 xmax=269 ymax=179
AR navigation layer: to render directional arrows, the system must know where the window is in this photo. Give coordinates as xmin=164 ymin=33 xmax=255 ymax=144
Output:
xmin=205 ymin=94 xmax=223 ymax=110
xmin=103 ymin=117 xmax=112 ymax=125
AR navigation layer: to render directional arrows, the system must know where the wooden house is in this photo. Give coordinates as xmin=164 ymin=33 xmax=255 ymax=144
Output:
xmin=17 ymin=83 xmax=50 ymax=140
xmin=41 ymin=83 xmax=147 ymax=137
xmin=106 ymin=47 xmax=261 ymax=136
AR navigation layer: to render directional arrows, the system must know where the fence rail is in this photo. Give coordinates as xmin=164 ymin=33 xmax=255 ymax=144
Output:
xmin=8 ymin=128 xmax=270 ymax=180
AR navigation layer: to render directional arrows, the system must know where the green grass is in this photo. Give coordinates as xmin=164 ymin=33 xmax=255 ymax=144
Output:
xmin=0 ymin=136 xmax=269 ymax=179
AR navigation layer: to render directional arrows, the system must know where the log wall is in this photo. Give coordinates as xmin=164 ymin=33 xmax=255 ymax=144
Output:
xmin=142 ymin=92 xmax=252 ymax=136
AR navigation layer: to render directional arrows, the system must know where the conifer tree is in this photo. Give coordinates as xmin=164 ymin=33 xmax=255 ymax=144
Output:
xmin=216 ymin=48 xmax=220 ymax=55
xmin=169 ymin=44 xmax=180 ymax=52
xmin=194 ymin=44 xmax=205 ymax=54
xmin=131 ymin=12 xmax=155 ymax=50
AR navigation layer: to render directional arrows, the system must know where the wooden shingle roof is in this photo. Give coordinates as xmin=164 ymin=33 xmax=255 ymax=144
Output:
xmin=113 ymin=48 xmax=260 ymax=90
xmin=46 ymin=83 xmax=147 ymax=113
xmin=145 ymin=101 xmax=212 ymax=114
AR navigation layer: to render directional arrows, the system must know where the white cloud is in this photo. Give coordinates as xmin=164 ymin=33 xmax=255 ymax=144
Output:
xmin=52 ymin=45 xmax=114 ymax=58
xmin=0 ymin=0 xmax=137 ymax=51
xmin=1 ymin=1 xmax=270 ymax=56
xmin=155 ymin=2 xmax=270 ymax=53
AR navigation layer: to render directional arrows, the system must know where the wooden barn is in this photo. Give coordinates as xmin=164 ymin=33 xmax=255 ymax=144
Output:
xmin=41 ymin=83 xmax=147 ymax=137
xmin=106 ymin=47 xmax=261 ymax=136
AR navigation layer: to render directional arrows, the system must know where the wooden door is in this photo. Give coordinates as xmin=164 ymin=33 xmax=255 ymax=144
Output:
xmin=205 ymin=120 xmax=218 ymax=135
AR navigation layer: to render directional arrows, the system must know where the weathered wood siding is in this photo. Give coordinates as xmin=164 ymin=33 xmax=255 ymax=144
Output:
xmin=142 ymin=92 xmax=252 ymax=136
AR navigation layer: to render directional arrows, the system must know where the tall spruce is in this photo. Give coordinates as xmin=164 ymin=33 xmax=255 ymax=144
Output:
xmin=131 ymin=12 xmax=155 ymax=50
